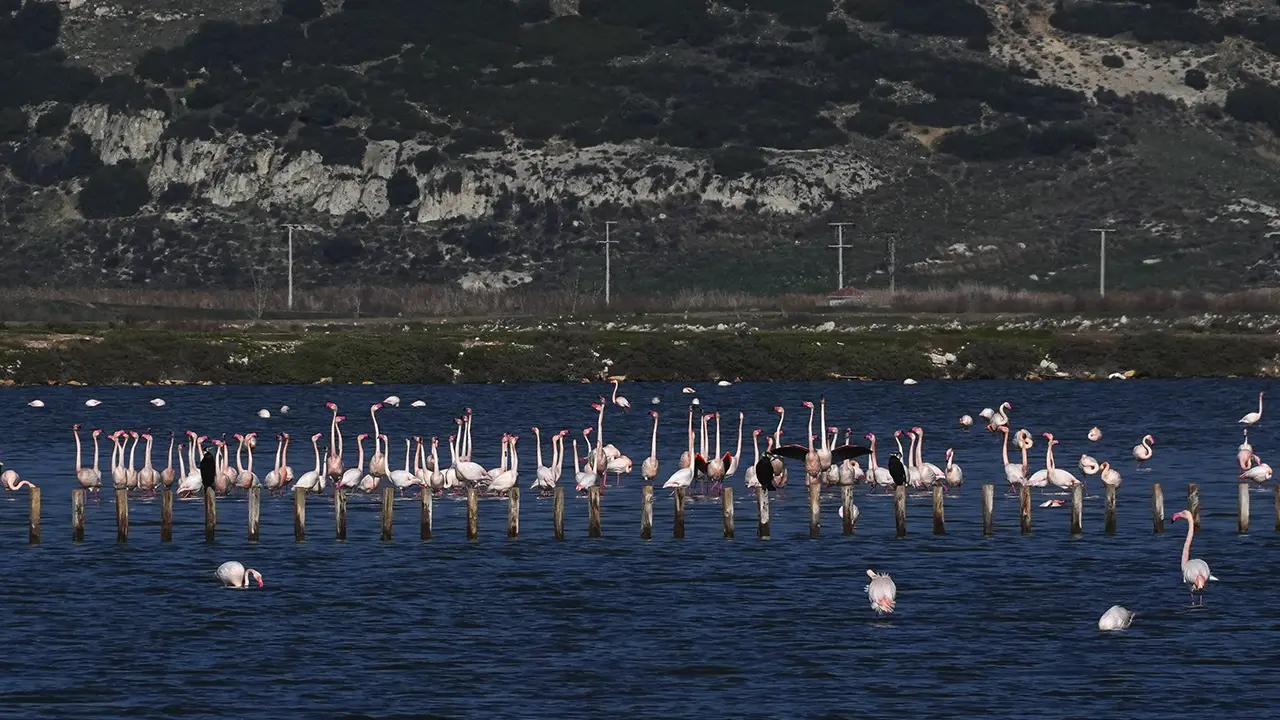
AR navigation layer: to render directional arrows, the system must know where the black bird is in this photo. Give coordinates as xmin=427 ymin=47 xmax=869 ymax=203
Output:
xmin=754 ymin=452 xmax=777 ymax=492
xmin=200 ymin=446 xmax=217 ymax=489
xmin=888 ymin=452 xmax=908 ymax=487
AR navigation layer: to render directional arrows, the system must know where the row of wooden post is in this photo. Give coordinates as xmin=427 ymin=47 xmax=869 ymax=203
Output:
xmin=35 ymin=480 xmax=1280 ymax=544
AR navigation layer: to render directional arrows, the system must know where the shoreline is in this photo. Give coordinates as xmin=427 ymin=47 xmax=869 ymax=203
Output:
xmin=0 ymin=323 xmax=1273 ymax=385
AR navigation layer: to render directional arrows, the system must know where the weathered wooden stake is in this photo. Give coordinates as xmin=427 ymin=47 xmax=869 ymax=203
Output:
xmin=420 ymin=491 xmax=433 ymax=540
xmin=1070 ymin=484 xmax=1083 ymax=536
xmin=1275 ymin=486 xmax=1280 ymax=532
xmin=639 ymin=485 xmax=653 ymax=540
xmin=1152 ymin=483 xmax=1165 ymax=534
xmin=160 ymin=489 xmax=173 ymax=542
xmin=72 ymin=489 xmax=85 ymax=542
xmin=553 ymin=485 xmax=565 ymax=540
xmin=507 ymin=487 xmax=520 ymax=539
xmin=335 ymin=490 xmax=348 ymax=540
xmin=115 ymin=488 xmax=129 ymax=543
xmin=893 ymin=485 xmax=907 ymax=538
xmin=1103 ymin=484 xmax=1117 ymax=535
xmin=1019 ymin=485 xmax=1032 ymax=535
xmin=204 ymin=487 xmax=217 ymax=543
xmin=1238 ymin=483 xmax=1250 ymax=535
xmin=28 ymin=486 xmax=40 ymax=544
xmin=673 ymin=487 xmax=686 ymax=539
xmin=292 ymin=487 xmax=305 ymax=542
xmin=932 ymin=485 xmax=945 ymax=535
xmin=841 ymin=486 xmax=855 ymax=535
xmin=757 ymin=489 xmax=771 ymax=540
xmin=466 ymin=487 xmax=479 ymax=541
xmin=722 ymin=486 xmax=734 ymax=538
xmin=981 ymin=483 xmax=994 ymax=536
xmin=247 ymin=487 xmax=261 ymax=542
xmin=587 ymin=485 xmax=601 ymax=538
xmin=381 ymin=486 xmax=395 ymax=541
xmin=1188 ymin=483 xmax=1200 ymax=530
xmin=808 ymin=482 xmax=821 ymax=538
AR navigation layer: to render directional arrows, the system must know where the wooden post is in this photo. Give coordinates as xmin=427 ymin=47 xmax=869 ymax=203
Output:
xmin=757 ymin=489 xmax=771 ymax=540
xmin=722 ymin=486 xmax=734 ymax=538
xmin=1187 ymin=483 xmax=1200 ymax=530
xmin=381 ymin=486 xmax=395 ymax=541
xmin=115 ymin=488 xmax=129 ymax=543
xmin=72 ymin=489 xmax=85 ymax=542
xmin=553 ymin=485 xmax=565 ymax=540
xmin=247 ymin=487 xmax=261 ymax=542
xmin=1152 ymin=483 xmax=1165 ymax=534
xmin=673 ymin=487 xmax=686 ymax=539
xmin=335 ymin=490 xmax=348 ymax=541
xmin=466 ymin=486 xmax=478 ymax=541
xmin=1019 ymin=485 xmax=1032 ymax=535
xmin=507 ymin=487 xmax=520 ymax=539
xmin=28 ymin=486 xmax=40 ymax=544
xmin=1070 ymin=484 xmax=1083 ymax=536
xmin=160 ymin=489 xmax=173 ymax=542
xmin=204 ymin=487 xmax=217 ymax=543
xmin=587 ymin=485 xmax=601 ymax=538
xmin=932 ymin=485 xmax=945 ymax=535
xmin=841 ymin=486 xmax=855 ymax=535
xmin=420 ymin=491 xmax=432 ymax=540
xmin=981 ymin=483 xmax=994 ymax=536
xmin=639 ymin=485 xmax=652 ymax=540
xmin=1275 ymin=486 xmax=1280 ymax=532
xmin=808 ymin=482 xmax=820 ymax=538
xmin=292 ymin=487 xmax=305 ymax=542
xmin=893 ymin=485 xmax=907 ymax=538
xmin=1238 ymin=483 xmax=1250 ymax=535
xmin=1103 ymin=484 xmax=1117 ymax=535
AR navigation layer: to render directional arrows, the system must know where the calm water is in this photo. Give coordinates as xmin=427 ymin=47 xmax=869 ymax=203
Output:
xmin=1 ymin=380 xmax=1278 ymax=718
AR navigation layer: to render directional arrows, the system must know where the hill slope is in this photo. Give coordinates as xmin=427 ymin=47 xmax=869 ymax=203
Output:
xmin=4 ymin=0 xmax=1280 ymax=295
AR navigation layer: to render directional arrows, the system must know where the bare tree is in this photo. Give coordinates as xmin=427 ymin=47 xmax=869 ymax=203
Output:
xmin=349 ymin=282 xmax=365 ymax=319
xmin=248 ymin=262 xmax=270 ymax=321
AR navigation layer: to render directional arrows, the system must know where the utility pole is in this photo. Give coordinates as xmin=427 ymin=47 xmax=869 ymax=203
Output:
xmin=828 ymin=222 xmax=854 ymax=291
xmin=888 ymin=235 xmax=897 ymax=294
xmin=282 ymin=223 xmax=306 ymax=311
xmin=1090 ymin=227 xmax=1112 ymax=297
xmin=599 ymin=221 xmax=618 ymax=306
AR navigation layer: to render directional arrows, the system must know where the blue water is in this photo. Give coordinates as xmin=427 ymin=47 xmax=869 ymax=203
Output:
xmin=0 ymin=379 xmax=1277 ymax=718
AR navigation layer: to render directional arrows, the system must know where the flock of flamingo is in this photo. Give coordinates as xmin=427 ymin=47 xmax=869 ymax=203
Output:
xmin=8 ymin=382 xmax=1270 ymax=625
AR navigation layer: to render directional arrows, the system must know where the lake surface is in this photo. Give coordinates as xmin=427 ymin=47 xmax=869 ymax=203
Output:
xmin=0 ymin=379 xmax=1278 ymax=718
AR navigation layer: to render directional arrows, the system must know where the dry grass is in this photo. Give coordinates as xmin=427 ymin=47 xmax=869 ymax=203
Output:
xmin=0 ymin=283 xmax=1274 ymax=325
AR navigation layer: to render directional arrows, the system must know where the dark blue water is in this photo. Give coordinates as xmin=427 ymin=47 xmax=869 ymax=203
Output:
xmin=1 ymin=379 xmax=1278 ymax=718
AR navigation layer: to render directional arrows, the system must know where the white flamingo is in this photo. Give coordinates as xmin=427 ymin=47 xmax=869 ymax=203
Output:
xmin=1098 ymin=605 xmax=1134 ymax=631
xmin=1241 ymin=454 xmax=1273 ymax=484
xmin=1100 ymin=461 xmax=1123 ymax=488
xmin=1239 ymin=391 xmax=1264 ymax=425
xmin=1132 ymin=434 xmax=1155 ymax=469
xmin=1171 ymin=509 xmax=1217 ymax=605
xmin=865 ymin=570 xmax=897 ymax=615
xmin=294 ymin=433 xmax=325 ymax=493
xmin=1088 ymin=426 xmax=1103 ymax=442
xmin=610 ymin=379 xmax=631 ymax=409
xmin=216 ymin=561 xmax=263 ymax=588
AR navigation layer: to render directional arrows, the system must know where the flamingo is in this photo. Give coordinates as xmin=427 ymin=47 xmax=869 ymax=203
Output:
xmin=999 ymin=427 xmax=1026 ymax=493
xmin=383 ymin=395 xmax=401 ymax=407
xmin=779 ymin=400 xmax=820 ymax=484
xmin=27 ymin=400 xmax=44 ymax=408
xmin=74 ymin=425 xmax=104 ymax=494
xmin=1171 ymin=509 xmax=1217 ymax=605
xmin=263 ymin=434 xmax=287 ymax=495
xmin=0 ymin=467 xmax=34 ymax=491
xmin=958 ymin=414 xmax=973 ymax=428
xmin=743 ymin=429 xmax=762 ymax=492
xmin=705 ymin=412 xmax=731 ymax=494
xmin=987 ymin=401 xmax=1011 ymax=432
xmin=324 ymin=402 xmax=344 ymax=481
xmin=369 ymin=404 xmax=388 ymax=478
xmin=137 ymin=433 xmax=159 ymax=495
xmin=1132 ymin=434 xmax=1155 ymax=469
xmin=216 ymin=561 xmax=264 ymax=588
xmin=338 ymin=434 xmax=368 ymax=493
xmin=865 ymin=433 xmax=892 ymax=489
xmin=662 ymin=411 xmax=700 ymax=494
xmin=724 ymin=412 xmax=745 ymax=479
xmin=149 ymin=398 xmax=165 ymax=407
xmin=1241 ymin=454 xmax=1273 ymax=484
xmin=911 ymin=427 xmax=943 ymax=487
xmin=389 ymin=437 xmax=424 ymax=496
xmin=770 ymin=406 xmax=788 ymax=488
xmin=1238 ymin=429 xmax=1255 ymax=471
xmin=573 ymin=438 xmax=600 ymax=492
xmin=1088 ymin=426 xmax=1102 ymax=442
xmin=944 ymin=448 xmax=963 ymax=488
xmin=159 ymin=432 xmax=177 ymax=490
xmin=641 ymin=411 xmax=659 ymax=485
xmin=1079 ymin=454 xmax=1100 ymax=475
xmin=1099 ymin=461 xmax=1122 ymax=488
xmin=85 ymin=399 xmax=102 ymax=407
xmin=1043 ymin=433 xmax=1082 ymax=491
xmin=611 ymin=379 xmax=631 ymax=409
xmin=294 ymin=433 xmax=325 ymax=493
xmin=865 ymin=570 xmax=897 ymax=615
xmin=1098 ymin=606 xmax=1134 ymax=631
xmin=489 ymin=436 xmax=519 ymax=497
xmin=532 ymin=427 xmax=555 ymax=492
xmin=1239 ymin=391 xmax=1264 ymax=425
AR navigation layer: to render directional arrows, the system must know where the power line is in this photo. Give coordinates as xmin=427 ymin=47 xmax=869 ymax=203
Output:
xmin=828 ymin=222 xmax=854 ymax=291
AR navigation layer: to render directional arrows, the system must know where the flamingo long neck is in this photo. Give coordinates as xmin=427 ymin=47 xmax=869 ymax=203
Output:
xmin=553 ymin=435 xmax=563 ymax=477
xmin=509 ymin=440 xmax=519 ymax=474
xmin=715 ymin=414 xmax=722 ymax=456
xmin=465 ymin=415 xmax=474 ymax=459
xmin=1181 ymin=517 xmax=1194 ymax=568
xmin=329 ymin=408 xmax=339 ymax=459
xmin=246 ymin=439 xmax=255 ymax=474
xmin=128 ymin=436 xmax=139 ymax=470
xmin=1020 ymin=438 xmax=1029 ymax=471
xmin=751 ymin=433 xmax=760 ymax=465
xmin=431 ymin=443 xmax=441 ymax=476
xmin=687 ymin=412 xmax=696 ymax=460
xmin=1045 ymin=438 xmax=1056 ymax=471
xmin=650 ymin=415 xmax=659 ymax=459
xmin=500 ymin=435 xmax=510 ymax=472
xmin=1001 ymin=430 xmax=1011 ymax=466
xmin=946 ymin=452 xmax=954 ymax=471
xmin=312 ymin=437 xmax=322 ymax=474
xmin=92 ymin=433 xmax=100 ymax=471
xmin=806 ymin=405 xmax=815 ymax=452
xmin=1142 ymin=436 xmax=1151 ymax=454
xmin=74 ymin=428 xmax=83 ymax=469
xmin=236 ymin=438 xmax=246 ymax=472
xmin=167 ymin=435 xmax=175 ymax=472
xmin=734 ymin=413 xmax=743 ymax=461
xmin=612 ymin=381 xmax=620 ymax=402
xmin=1259 ymin=393 xmax=1265 ymax=417
xmin=283 ymin=436 xmax=291 ymax=469
xmin=868 ymin=437 xmax=878 ymax=469
xmin=145 ymin=435 xmax=154 ymax=469
xmin=914 ymin=431 xmax=923 ymax=469
xmin=404 ymin=439 xmax=412 ymax=472
xmin=356 ymin=436 xmax=366 ymax=471
xmin=596 ymin=403 xmax=606 ymax=461
xmin=820 ymin=399 xmax=829 ymax=451
xmin=447 ymin=436 xmax=458 ymax=467
xmin=273 ymin=438 xmax=283 ymax=474
xmin=908 ymin=432 xmax=918 ymax=470
xmin=179 ymin=447 xmax=187 ymax=477
xmin=572 ymin=439 xmax=582 ymax=474
xmin=534 ymin=429 xmax=545 ymax=467
xmin=371 ymin=406 xmax=382 ymax=449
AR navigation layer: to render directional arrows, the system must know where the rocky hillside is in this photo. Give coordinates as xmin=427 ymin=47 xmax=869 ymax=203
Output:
xmin=5 ymin=0 xmax=1280 ymax=295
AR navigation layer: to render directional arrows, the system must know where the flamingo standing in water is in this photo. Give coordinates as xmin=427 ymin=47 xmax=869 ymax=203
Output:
xmin=1238 ymin=429 xmax=1254 ymax=470
xmin=216 ymin=561 xmax=264 ymax=588
xmin=986 ymin=402 xmax=1012 ymax=432
xmin=943 ymin=448 xmax=963 ymax=488
xmin=1241 ymin=454 xmax=1273 ymax=484
xmin=1132 ymin=434 xmax=1155 ymax=470
xmin=1239 ymin=391 xmax=1264 ymax=425
xmin=1171 ymin=509 xmax=1217 ymax=605
xmin=0 ymin=465 xmax=34 ymax=491
xmin=865 ymin=570 xmax=897 ymax=615
xmin=294 ymin=433 xmax=326 ymax=494
xmin=662 ymin=411 xmax=700 ymax=494
xmin=337 ymin=434 xmax=368 ymax=494
xmin=1099 ymin=461 xmax=1123 ymax=488
xmin=640 ymin=411 xmax=659 ymax=486
xmin=1088 ymin=427 xmax=1103 ymax=442
xmin=1098 ymin=605 xmax=1134 ymax=631
xmin=999 ymin=427 xmax=1026 ymax=493
xmin=159 ymin=432 xmax=177 ymax=490
xmin=611 ymin=379 xmax=631 ymax=409
xmin=74 ymin=425 xmax=104 ymax=496
xmin=324 ymin=403 xmax=344 ymax=482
